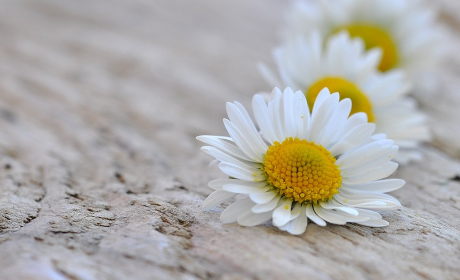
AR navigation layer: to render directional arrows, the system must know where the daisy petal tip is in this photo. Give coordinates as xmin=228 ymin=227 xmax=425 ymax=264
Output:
xmin=314 ymin=220 xmax=327 ymax=227
xmin=271 ymin=87 xmax=282 ymax=95
xmin=367 ymin=122 xmax=376 ymax=131
xmin=294 ymin=89 xmax=305 ymax=96
xmin=318 ymin=87 xmax=331 ymax=96
xmin=282 ymin=87 xmax=295 ymax=95
xmin=225 ymin=102 xmax=234 ymax=112
xmin=339 ymin=97 xmax=352 ymax=107
xmin=252 ymin=93 xmax=264 ymax=101
xmin=219 ymin=216 xmax=233 ymax=224
xmin=200 ymin=146 xmax=210 ymax=152
xmin=202 ymin=204 xmax=212 ymax=212
xmin=272 ymin=200 xmax=292 ymax=227
xmin=330 ymin=91 xmax=340 ymax=99
xmin=287 ymin=228 xmax=305 ymax=235
xmin=361 ymin=219 xmax=389 ymax=227
xmin=380 ymin=220 xmax=390 ymax=227
xmin=196 ymin=135 xmax=207 ymax=142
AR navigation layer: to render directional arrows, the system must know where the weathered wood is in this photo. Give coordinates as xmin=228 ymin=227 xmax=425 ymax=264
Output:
xmin=0 ymin=0 xmax=459 ymax=279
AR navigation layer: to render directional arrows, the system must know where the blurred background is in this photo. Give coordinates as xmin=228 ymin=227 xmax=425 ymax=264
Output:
xmin=0 ymin=0 xmax=287 ymax=176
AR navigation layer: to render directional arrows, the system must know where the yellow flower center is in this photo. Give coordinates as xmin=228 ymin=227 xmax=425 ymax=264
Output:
xmin=306 ymin=76 xmax=375 ymax=122
xmin=335 ymin=24 xmax=398 ymax=72
xmin=262 ymin=137 xmax=341 ymax=204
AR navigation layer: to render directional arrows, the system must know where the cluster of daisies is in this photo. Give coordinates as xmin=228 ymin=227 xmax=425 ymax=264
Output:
xmin=198 ymin=0 xmax=447 ymax=235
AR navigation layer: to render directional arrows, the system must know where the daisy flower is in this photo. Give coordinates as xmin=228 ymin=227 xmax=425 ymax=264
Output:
xmin=197 ymin=87 xmax=404 ymax=235
xmin=285 ymin=0 xmax=447 ymax=72
xmin=260 ymin=32 xmax=430 ymax=164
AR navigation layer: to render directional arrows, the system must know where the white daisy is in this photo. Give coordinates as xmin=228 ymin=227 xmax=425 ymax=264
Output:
xmin=260 ymin=32 xmax=430 ymax=164
xmin=197 ymin=87 xmax=404 ymax=235
xmin=285 ymin=0 xmax=447 ymax=73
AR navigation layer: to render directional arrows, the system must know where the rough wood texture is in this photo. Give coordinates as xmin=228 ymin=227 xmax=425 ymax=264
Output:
xmin=0 ymin=0 xmax=459 ymax=279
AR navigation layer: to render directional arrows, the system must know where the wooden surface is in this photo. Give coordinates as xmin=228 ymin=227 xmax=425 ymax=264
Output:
xmin=0 ymin=0 xmax=459 ymax=279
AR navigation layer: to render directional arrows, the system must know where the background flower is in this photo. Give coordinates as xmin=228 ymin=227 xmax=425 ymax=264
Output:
xmin=260 ymin=32 xmax=430 ymax=164
xmin=285 ymin=0 xmax=448 ymax=73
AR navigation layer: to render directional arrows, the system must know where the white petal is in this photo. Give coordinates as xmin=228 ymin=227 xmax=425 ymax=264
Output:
xmin=338 ymin=112 xmax=368 ymax=135
xmin=268 ymin=88 xmax=286 ymax=141
xmin=342 ymin=162 xmax=399 ymax=184
xmin=208 ymin=178 xmax=235 ymax=190
xmin=320 ymin=202 xmax=359 ymax=216
xmin=318 ymin=201 xmax=370 ymax=223
xmin=226 ymin=102 xmax=268 ymax=156
xmin=208 ymin=179 xmax=231 ymax=190
xmin=252 ymin=94 xmax=279 ymax=143
xmin=340 ymin=188 xmax=401 ymax=200
xmin=274 ymin=49 xmax=297 ymax=88
xmin=252 ymin=195 xmax=281 ymax=213
xmin=351 ymin=201 xmax=389 ymax=209
xmin=355 ymin=208 xmax=382 ymax=220
xmin=340 ymin=146 xmax=399 ymax=178
xmin=202 ymin=146 xmax=261 ymax=169
xmin=336 ymin=139 xmax=395 ymax=169
xmin=208 ymin=179 xmax=266 ymax=191
xmin=202 ymin=191 xmax=236 ymax=211
xmin=218 ymin=162 xmax=265 ymax=182
xmin=326 ymin=33 xmax=349 ymax=75
xmin=208 ymin=159 xmax=219 ymax=167
xmin=197 ymin=135 xmax=251 ymax=161
xmin=269 ymin=87 xmax=283 ymax=103
xmin=286 ymin=205 xmax=308 ymax=235
xmin=292 ymin=90 xmax=310 ymax=140
xmin=317 ymin=98 xmax=351 ymax=147
xmin=357 ymin=48 xmax=382 ymax=78
xmin=342 ymin=179 xmax=405 ymax=193
xmin=258 ymin=63 xmax=282 ymax=88
xmin=282 ymin=88 xmax=297 ymax=138
xmin=310 ymin=87 xmax=331 ymax=116
xmin=314 ymin=206 xmax=348 ymax=225
xmin=220 ymin=198 xmax=255 ymax=224
xmin=237 ymin=210 xmax=273 ymax=227
xmin=289 ymin=203 xmax=302 ymax=221
xmin=234 ymin=101 xmax=259 ymax=132
xmin=355 ymin=219 xmax=389 ymax=227
xmin=272 ymin=198 xmax=293 ymax=227
xmin=278 ymin=221 xmax=291 ymax=231
xmin=305 ymin=203 xmax=326 ymax=226
xmin=222 ymin=184 xmax=270 ymax=194
xmin=250 ymin=191 xmax=278 ymax=204
xmin=224 ymin=119 xmax=264 ymax=162
xmin=329 ymin=123 xmax=376 ymax=157
xmin=335 ymin=193 xmax=401 ymax=210
xmin=309 ymin=92 xmax=339 ymax=142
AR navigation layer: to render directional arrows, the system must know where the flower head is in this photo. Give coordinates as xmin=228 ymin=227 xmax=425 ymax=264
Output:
xmin=198 ymin=88 xmax=404 ymax=235
xmin=260 ymin=32 xmax=430 ymax=164
xmin=285 ymin=0 xmax=447 ymax=72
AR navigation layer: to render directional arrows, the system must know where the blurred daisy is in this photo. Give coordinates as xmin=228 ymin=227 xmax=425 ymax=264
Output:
xmin=260 ymin=32 xmax=430 ymax=164
xmin=285 ymin=0 xmax=447 ymax=72
xmin=197 ymin=88 xmax=404 ymax=235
